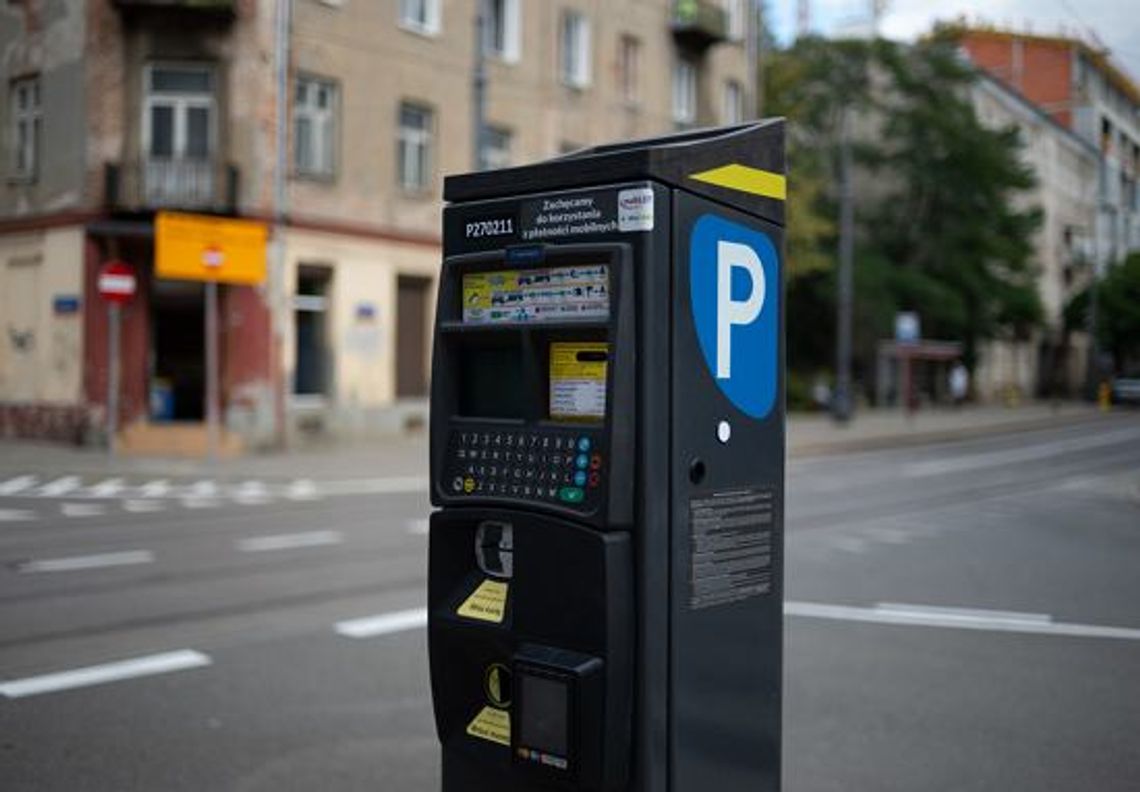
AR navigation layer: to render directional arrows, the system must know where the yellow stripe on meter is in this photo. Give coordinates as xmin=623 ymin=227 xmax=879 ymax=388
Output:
xmin=689 ymin=164 xmax=787 ymax=201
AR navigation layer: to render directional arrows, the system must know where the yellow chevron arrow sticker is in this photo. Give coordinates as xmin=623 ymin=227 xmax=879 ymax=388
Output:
xmin=689 ymin=164 xmax=787 ymax=201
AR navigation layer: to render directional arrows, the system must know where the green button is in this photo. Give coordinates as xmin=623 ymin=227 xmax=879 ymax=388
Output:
xmin=558 ymin=487 xmax=585 ymax=504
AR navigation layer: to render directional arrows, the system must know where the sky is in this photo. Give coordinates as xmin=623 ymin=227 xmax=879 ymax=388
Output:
xmin=767 ymin=0 xmax=1140 ymax=85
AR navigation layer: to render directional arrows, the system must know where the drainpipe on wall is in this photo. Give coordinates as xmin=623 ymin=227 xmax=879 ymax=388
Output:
xmin=271 ymin=0 xmax=293 ymax=449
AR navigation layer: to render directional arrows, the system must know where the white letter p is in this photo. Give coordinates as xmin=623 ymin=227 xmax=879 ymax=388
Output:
xmin=716 ymin=241 xmax=766 ymax=380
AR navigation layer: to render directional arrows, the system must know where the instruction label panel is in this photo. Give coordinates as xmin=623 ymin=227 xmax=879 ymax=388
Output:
xmin=457 ymin=578 xmax=509 ymax=623
xmin=518 ymin=185 xmax=654 ymax=241
xmin=463 ymin=266 xmax=609 ymax=324
xmin=467 ymin=706 xmax=511 ymax=746
xmin=689 ymin=487 xmax=775 ymax=609
xmin=550 ymin=342 xmax=608 ymax=420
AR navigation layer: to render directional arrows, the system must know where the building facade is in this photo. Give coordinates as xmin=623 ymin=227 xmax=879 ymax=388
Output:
xmin=0 ymin=0 xmax=755 ymax=451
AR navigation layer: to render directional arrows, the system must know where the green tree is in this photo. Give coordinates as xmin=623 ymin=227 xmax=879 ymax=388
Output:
xmin=1067 ymin=253 xmax=1140 ymax=371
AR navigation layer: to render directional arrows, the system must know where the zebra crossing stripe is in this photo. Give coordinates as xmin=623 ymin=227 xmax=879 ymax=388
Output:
xmin=0 ymin=475 xmax=38 ymax=496
xmin=38 ymin=477 xmax=80 ymax=497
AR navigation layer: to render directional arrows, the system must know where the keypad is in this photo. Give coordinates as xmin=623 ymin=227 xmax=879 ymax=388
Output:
xmin=446 ymin=427 xmax=604 ymax=507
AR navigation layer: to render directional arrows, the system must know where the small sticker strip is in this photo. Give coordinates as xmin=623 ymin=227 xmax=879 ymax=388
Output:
xmin=550 ymin=342 xmax=608 ymax=420
xmin=467 ymin=705 xmax=511 ymax=746
xmin=457 ymin=578 xmax=509 ymax=623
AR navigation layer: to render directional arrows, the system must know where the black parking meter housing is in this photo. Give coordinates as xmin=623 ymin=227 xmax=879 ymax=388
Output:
xmin=428 ymin=121 xmax=786 ymax=792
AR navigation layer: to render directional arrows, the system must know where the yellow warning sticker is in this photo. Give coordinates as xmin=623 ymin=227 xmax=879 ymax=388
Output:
xmin=467 ymin=705 xmax=511 ymax=746
xmin=457 ymin=578 xmax=508 ymax=623
xmin=550 ymin=342 xmax=608 ymax=420
xmin=689 ymin=163 xmax=787 ymax=201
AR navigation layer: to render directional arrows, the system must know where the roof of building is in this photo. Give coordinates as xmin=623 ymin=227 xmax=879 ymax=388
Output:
xmin=935 ymin=22 xmax=1140 ymax=108
xmin=972 ymin=69 xmax=1099 ymax=159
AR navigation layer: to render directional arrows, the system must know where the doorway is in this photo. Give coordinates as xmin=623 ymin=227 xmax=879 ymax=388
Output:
xmin=150 ymin=279 xmax=205 ymax=420
xmin=396 ymin=275 xmax=431 ymax=398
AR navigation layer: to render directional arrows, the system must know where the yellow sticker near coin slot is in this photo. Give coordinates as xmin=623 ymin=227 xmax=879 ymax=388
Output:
xmin=457 ymin=578 xmax=509 ymax=623
xmin=550 ymin=342 xmax=608 ymax=420
xmin=467 ymin=705 xmax=511 ymax=746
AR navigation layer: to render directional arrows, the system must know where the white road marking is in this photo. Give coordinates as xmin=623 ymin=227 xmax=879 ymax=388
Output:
xmin=61 ymin=502 xmax=106 ymax=518
xmin=17 ymin=549 xmax=155 ymax=574
xmin=0 ymin=475 xmax=37 ymax=495
xmin=407 ymin=518 xmax=430 ymax=535
xmin=286 ymin=479 xmax=321 ymax=501
xmin=123 ymin=499 xmax=166 ymax=514
xmin=88 ymin=478 xmax=126 ymax=498
xmin=316 ymin=476 xmax=429 ymax=496
xmin=0 ymin=508 xmax=37 ymax=522
xmin=185 ymin=480 xmax=219 ymax=498
xmin=0 ymin=650 xmax=211 ymax=699
xmin=904 ymin=427 xmax=1140 ymax=478
xmin=138 ymin=479 xmax=171 ymax=498
xmin=785 ymin=600 xmax=1140 ymax=641
xmin=233 ymin=480 xmax=271 ymax=505
xmin=237 ymin=530 xmax=343 ymax=553
xmin=335 ymin=608 xmax=428 ymax=638
xmin=38 ymin=476 xmax=81 ymax=497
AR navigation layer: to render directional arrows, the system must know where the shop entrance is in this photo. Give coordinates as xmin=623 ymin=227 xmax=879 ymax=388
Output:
xmin=150 ymin=278 xmax=205 ymax=420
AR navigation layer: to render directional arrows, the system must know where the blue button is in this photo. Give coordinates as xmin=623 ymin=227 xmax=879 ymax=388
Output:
xmin=575 ymin=454 xmax=589 ymax=469
xmin=574 ymin=471 xmax=587 ymax=486
xmin=577 ymin=437 xmax=591 ymax=452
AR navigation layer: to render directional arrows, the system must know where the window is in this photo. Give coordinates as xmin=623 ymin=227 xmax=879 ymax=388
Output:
xmin=293 ymin=266 xmax=332 ymax=399
xmin=484 ymin=0 xmax=520 ymax=62
xmin=723 ymin=0 xmax=746 ymax=41
xmin=561 ymin=11 xmax=591 ymax=88
xmin=482 ymin=126 xmax=512 ymax=171
xmin=400 ymin=0 xmax=440 ymax=35
xmin=723 ymin=79 xmax=743 ymax=124
xmin=673 ymin=58 xmax=697 ymax=126
xmin=9 ymin=77 xmax=40 ymax=179
xmin=294 ymin=76 xmax=338 ymax=178
xmin=398 ymin=102 xmax=433 ymax=191
xmin=618 ymin=35 xmax=641 ymax=105
xmin=144 ymin=64 xmax=214 ymax=161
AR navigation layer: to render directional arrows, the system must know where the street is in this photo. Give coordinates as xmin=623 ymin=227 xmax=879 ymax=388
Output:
xmin=1 ymin=415 xmax=1139 ymax=791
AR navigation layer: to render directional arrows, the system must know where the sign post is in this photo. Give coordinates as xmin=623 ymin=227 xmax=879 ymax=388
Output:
xmin=155 ymin=212 xmax=268 ymax=460
xmin=97 ymin=261 xmax=138 ymax=456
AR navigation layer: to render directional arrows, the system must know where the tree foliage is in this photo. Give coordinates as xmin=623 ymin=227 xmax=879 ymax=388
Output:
xmin=764 ymin=36 xmax=1043 ymax=381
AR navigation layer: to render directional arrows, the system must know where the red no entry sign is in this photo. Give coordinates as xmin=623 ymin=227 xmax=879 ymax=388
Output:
xmin=98 ymin=260 xmax=137 ymax=305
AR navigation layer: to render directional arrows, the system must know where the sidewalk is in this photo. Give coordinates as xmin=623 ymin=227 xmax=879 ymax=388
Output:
xmin=0 ymin=402 xmax=1113 ymax=481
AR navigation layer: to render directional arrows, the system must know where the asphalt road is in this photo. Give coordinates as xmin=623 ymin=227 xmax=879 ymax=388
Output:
xmin=1 ymin=415 xmax=1138 ymax=791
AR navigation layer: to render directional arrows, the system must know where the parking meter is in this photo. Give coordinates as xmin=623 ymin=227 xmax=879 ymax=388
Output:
xmin=428 ymin=122 xmax=786 ymax=792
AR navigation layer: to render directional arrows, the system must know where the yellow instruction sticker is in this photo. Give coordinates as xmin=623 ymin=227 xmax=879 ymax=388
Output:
xmin=462 ymin=266 xmax=609 ymax=324
xmin=550 ymin=342 xmax=608 ymax=419
xmin=457 ymin=578 xmax=508 ymax=623
xmin=467 ymin=705 xmax=511 ymax=746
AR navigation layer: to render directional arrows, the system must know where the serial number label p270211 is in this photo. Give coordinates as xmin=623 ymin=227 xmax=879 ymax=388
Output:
xmin=465 ymin=218 xmax=515 ymax=239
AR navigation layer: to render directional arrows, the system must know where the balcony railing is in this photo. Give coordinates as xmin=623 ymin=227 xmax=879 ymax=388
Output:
xmin=105 ymin=159 xmax=239 ymax=213
xmin=113 ymin=0 xmax=234 ymax=13
xmin=672 ymin=0 xmax=729 ymax=52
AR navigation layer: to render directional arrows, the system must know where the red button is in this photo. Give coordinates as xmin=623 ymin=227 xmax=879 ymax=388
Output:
xmin=588 ymin=471 xmax=600 ymax=488
xmin=590 ymin=454 xmax=602 ymax=470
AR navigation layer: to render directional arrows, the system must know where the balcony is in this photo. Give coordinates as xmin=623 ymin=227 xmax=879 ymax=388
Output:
xmin=672 ymin=0 xmax=728 ymax=53
xmin=105 ymin=159 xmax=239 ymax=214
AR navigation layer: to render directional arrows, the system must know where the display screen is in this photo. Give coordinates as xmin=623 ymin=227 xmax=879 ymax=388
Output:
xmin=549 ymin=342 xmax=608 ymax=420
xmin=519 ymin=674 xmax=569 ymax=758
xmin=459 ymin=346 xmax=525 ymax=418
xmin=463 ymin=265 xmax=609 ymax=324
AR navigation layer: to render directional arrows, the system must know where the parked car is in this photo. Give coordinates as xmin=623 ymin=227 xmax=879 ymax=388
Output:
xmin=1111 ymin=375 xmax=1140 ymax=405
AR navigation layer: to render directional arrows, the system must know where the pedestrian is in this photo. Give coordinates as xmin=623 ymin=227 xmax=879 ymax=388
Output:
xmin=949 ymin=362 xmax=969 ymax=407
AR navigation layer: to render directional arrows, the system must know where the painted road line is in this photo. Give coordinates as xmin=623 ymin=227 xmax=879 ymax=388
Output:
xmin=237 ymin=530 xmax=343 ymax=553
xmin=0 ymin=650 xmax=211 ymax=699
xmin=335 ymin=608 xmax=428 ymax=638
xmin=61 ymin=502 xmax=107 ymax=518
xmin=38 ymin=476 xmax=81 ymax=497
xmin=17 ymin=549 xmax=156 ymax=574
xmin=233 ymin=481 xmax=272 ymax=505
xmin=0 ymin=475 xmax=38 ymax=496
xmin=904 ymin=427 xmax=1140 ymax=478
xmin=185 ymin=480 xmax=219 ymax=498
xmin=88 ymin=478 xmax=126 ymax=498
xmin=123 ymin=499 xmax=166 ymax=514
xmin=784 ymin=600 xmax=1140 ymax=641
xmin=138 ymin=479 xmax=171 ymax=498
xmin=0 ymin=508 xmax=37 ymax=522
xmin=286 ymin=479 xmax=321 ymax=501
xmin=316 ymin=476 xmax=430 ymax=497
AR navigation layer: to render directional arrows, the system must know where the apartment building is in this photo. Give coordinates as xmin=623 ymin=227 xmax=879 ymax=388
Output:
xmin=0 ymin=0 xmax=754 ymax=451
xmin=948 ymin=25 xmax=1140 ymax=267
